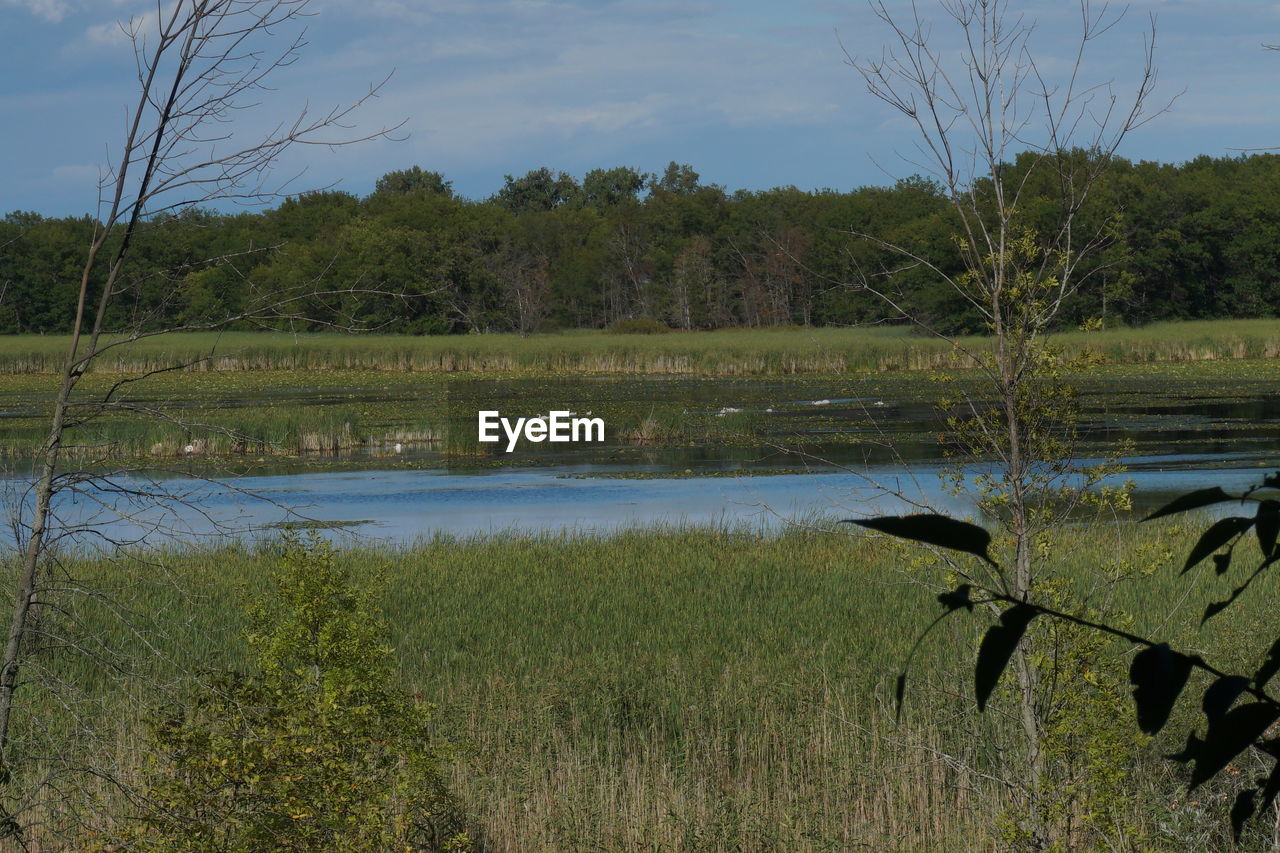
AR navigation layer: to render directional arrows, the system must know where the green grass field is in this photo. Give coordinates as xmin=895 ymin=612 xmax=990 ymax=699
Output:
xmin=27 ymin=520 xmax=1270 ymax=850
xmin=3 ymin=319 xmax=1278 ymax=375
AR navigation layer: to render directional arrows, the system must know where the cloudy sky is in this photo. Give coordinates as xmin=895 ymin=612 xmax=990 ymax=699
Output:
xmin=2 ymin=0 xmax=1278 ymax=216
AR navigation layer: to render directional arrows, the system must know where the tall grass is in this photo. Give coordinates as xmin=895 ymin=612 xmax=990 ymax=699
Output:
xmin=2 ymin=319 xmax=1278 ymax=375
xmin=24 ymin=520 xmax=1261 ymax=850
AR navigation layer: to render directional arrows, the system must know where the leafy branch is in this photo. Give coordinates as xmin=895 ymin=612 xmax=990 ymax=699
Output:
xmin=850 ymin=470 xmax=1280 ymax=842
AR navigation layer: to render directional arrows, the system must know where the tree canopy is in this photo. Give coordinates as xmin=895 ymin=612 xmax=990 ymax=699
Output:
xmin=5 ymin=152 xmax=1280 ymax=335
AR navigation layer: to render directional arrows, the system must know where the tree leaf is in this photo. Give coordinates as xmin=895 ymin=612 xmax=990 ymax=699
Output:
xmin=975 ymin=604 xmax=1038 ymax=712
xmin=1202 ymin=599 xmax=1232 ymax=625
xmin=1129 ymin=644 xmax=1193 ymax=735
xmin=847 ymin=515 xmax=993 ymax=564
xmin=1231 ymin=787 xmax=1258 ymax=843
xmin=1182 ymin=517 xmax=1253 ymax=574
xmin=1257 ymin=501 xmax=1280 ymax=559
xmin=1254 ymin=637 xmax=1280 ymax=689
xmin=1213 ymin=552 xmax=1232 ymax=575
xmin=936 ymin=584 xmax=974 ymax=612
xmin=1144 ymin=487 xmax=1236 ymax=521
xmin=894 ymin=672 xmax=907 ymax=721
xmin=1260 ymin=761 xmax=1280 ymax=814
xmin=1167 ymin=731 xmax=1203 ymax=763
xmin=1189 ymin=702 xmax=1280 ymax=790
xmin=1202 ymin=675 xmax=1251 ymax=724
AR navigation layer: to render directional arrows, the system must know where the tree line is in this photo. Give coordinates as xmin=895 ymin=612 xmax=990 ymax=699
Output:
xmin=3 ymin=152 xmax=1279 ymax=336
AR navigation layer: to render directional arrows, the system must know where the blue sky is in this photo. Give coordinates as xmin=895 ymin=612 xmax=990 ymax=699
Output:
xmin=2 ymin=0 xmax=1279 ymax=216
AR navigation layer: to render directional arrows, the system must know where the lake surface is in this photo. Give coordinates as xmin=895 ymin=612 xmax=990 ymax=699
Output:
xmin=2 ymin=373 xmax=1276 ymax=548
xmin=10 ymin=456 xmax=1274 ymax=550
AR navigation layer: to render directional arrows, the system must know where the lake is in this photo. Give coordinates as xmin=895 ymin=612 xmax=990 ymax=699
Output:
xmin=5 ymin=371 xmax=1277 ymax=548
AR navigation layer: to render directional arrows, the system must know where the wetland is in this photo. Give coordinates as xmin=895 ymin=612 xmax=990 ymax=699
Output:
xmin=2 ymin=352 xmax=1276 ymax=544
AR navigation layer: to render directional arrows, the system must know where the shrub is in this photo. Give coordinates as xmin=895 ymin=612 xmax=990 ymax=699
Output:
xmin=90 ymin=538 xmax=471 ymax=852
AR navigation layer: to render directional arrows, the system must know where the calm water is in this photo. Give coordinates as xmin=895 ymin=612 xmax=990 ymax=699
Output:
xmin=17 ymin=458 xmax=1277 ymax=547
xmin=3 ymin=377 xmax=1277 ymax=548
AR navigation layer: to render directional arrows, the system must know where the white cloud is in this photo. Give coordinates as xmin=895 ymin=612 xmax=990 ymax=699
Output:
xmin=84 ymin=16 xmax=134 ymax=46
xmin=3 ymin=0 xmax=71 ymax=22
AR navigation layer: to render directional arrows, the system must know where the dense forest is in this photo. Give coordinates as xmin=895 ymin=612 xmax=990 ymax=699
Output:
xmin=3 ymin=152 xmax=1279 ymax=335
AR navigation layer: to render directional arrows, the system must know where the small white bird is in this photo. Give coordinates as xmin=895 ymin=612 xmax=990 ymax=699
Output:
xmin=874 ymin=400 xmax=886 ymax=407
xmin=394 ymin=443 xmax=403 ymax=453
xmin=184 ymin=444 xmax=194 ymax=454
xmin=812 ymin=399 xmax=831 ymax=406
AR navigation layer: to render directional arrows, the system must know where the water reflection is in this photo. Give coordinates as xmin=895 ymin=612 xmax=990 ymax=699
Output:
xmin=2 ymin=376 xmax=1276 ymax=549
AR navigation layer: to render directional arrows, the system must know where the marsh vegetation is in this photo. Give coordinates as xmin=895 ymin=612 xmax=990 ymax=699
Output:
xmin=21 ymin=522 xmax=1279 ymax=850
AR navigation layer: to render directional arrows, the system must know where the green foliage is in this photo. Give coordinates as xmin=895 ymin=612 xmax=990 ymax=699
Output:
xmin=1017 ymin=586 xmax=1152 ymax=851
xmin=651 ymin=161 xmax=700 ymax=196
xmin=495 ymin=167 xmax=580 ymax=213
xmin=868 ymin=473 xmax=1280 ymax=845
xmin=7 ymin=153 xmax=1280 ymax=334
xmin=375 ymin=167 xmax=454 ymax=198
xmin=90 ymin=538 xmax=470 ymax=852
xmin=580 ymin=166 xmax=648 ymax=209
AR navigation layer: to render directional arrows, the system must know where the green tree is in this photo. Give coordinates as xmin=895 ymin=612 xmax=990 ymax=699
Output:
xmin=651 ymin=161 xmax=700 ymax=196
xmin=850 ymin=0 xmax=1160 ymax=845
xmin=495 ymin=167 xmax=580 ymax=213
xmin=374 ymin=166 xmax=454 ymax=198
xmin=577 ymin=166 xmax=648 ymax=210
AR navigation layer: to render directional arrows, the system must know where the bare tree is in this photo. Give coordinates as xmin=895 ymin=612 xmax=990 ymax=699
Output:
xmin=0 ymin=0 xmax=400 ymax=840
xmin=844 ymin=0 xmax=1164 ymax=843
xmin=503 ymin=245 xmax=552 ymax=336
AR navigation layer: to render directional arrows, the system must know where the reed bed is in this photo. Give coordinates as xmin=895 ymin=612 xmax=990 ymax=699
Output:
xmin=0 ymin=409 xmax=445 ymax=461
xmin=2 ymin=319 xmax=1277 ymax=376
xmin=22 ymin=520 xmax=1261 ymax=850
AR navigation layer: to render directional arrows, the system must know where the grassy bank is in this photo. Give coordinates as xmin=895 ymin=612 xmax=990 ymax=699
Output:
xmin=27 ymin=521 xmax=1265 ymax=850
xmin=3 ymin=319 xmax=1278 ymax=376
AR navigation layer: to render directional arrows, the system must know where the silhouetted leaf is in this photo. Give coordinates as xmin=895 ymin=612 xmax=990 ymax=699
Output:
xmin=1261 ymin=762 xmax=1280 ymax=814
xmin=1255 ymin=638 xmax=1280 ymax=689
xmin=1144 ymin=487 xmax=1236 ymax=521
xmin=975 ymin=604 xmax=1038 ymax=712
xmin=1189 ymin=702 xmax=1280 ymax=790
xmin=1202 ymin=600 xmax=1232 ymax=624
xmin=847 ymin=515 xmax=993 ymax=564
xmin=937 ymin=584 xmax=974 ymax=612
xmin=1213 ymin=552 xmax=1232 ymax=575
xmin=1167 ymin=731 xmax=1203 ymax=763
xmin=1183 ymin=517 xmax=1253 ymax=574
xmin=1231 ymin=787 xmax=1258 ymax=842
xmin=1203 ymin=676 xmax=1251 ymax=723
xmin=894 ymin=672 xmax=907 ymax=721
xmin=1130 ymin=644 xmax=1194 ymax=735
xmin=1257 ymin=501 xmax=1280 ymax=559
